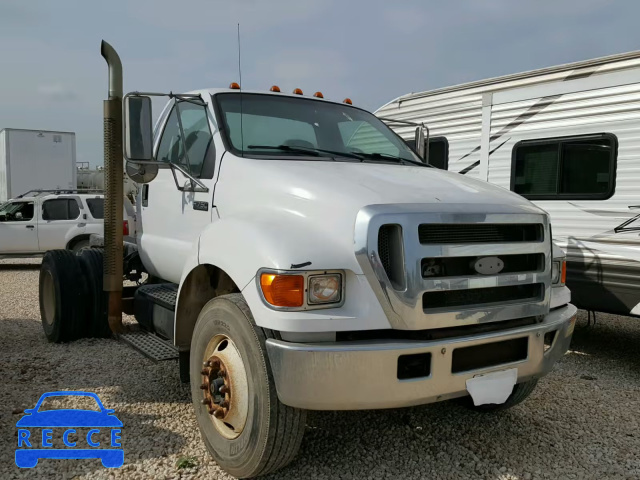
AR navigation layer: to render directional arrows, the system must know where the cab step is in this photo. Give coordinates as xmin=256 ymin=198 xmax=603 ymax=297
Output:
xmin=120 ymin=329 xmax=179 ymax=361
xmin=134 ymin=283 xmax=177 ymax=342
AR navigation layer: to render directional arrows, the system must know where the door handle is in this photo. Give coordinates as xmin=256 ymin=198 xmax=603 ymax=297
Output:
xmin=26 ymin=225 xmax=35 ymax=229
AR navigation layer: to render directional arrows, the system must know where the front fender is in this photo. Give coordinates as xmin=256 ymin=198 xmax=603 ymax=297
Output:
xmin=196 ymin=215 xmax=363 ymax=289
xmin=177 ymin=216 xmax=390 ymax=336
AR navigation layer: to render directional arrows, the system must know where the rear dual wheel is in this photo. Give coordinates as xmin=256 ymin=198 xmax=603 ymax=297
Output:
xmin=39 ymin=248 xmax=111 ymax=342
xmin=39 ymin=250 xmax=88 ymax=342
xmin=190 ymin=294 xmax=306 ymax=478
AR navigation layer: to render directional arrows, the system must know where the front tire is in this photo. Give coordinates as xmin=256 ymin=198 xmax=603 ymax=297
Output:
xmin=190 ymin=294 xmax=306 ymax=478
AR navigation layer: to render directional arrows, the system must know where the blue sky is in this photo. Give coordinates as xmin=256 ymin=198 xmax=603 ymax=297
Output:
xmin=2 ymin=0 xmax=640 ymax=166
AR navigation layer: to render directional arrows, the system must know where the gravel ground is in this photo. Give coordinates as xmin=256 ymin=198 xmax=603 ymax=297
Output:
xmin=0 ymin=257 xmax=639 ymax=480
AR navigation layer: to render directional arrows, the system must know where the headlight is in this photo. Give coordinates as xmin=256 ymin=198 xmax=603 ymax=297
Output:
xmin=551 ymin=260 xmax=566 ymax=285
xmin=308 ymin=274 xmax=342 ymax=305
xmin=258 ymin=269 xmax=344 ymax=310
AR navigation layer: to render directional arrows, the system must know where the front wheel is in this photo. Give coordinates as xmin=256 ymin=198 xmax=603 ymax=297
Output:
xmin=190 ymin=294 xmax=306 ymax=478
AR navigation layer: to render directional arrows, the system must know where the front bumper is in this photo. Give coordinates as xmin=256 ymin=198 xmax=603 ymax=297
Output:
xmin=266 ymin=303 xmax=577 ymax=410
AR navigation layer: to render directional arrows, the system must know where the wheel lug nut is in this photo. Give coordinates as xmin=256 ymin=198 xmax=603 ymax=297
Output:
xmin=220 ymin=400 xmax=229 ymax=408
xmin=214 ymin=409 xmax=224 ymax=419
xmin=203 ymin=360 xmax=211 ymax=367
xmin=202 ymin=398 xmax=211 ymax=405
xmin=208 ymin=408 xmax=215 ymax=415
xmin=199 ymin=384 xmax=207 ymax=390
xmin=220 ymin=385 xmax=228 ymax=394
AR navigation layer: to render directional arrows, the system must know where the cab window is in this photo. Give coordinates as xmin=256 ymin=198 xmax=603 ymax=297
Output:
xmin=156 ymin=101 xmax=214 ymax=179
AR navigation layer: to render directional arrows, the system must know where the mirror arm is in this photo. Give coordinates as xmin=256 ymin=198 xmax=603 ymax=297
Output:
xmin=169 ymin=163 xmax=209 ymax=193
xmin=423 ymin=122 xmax=430 ymax=166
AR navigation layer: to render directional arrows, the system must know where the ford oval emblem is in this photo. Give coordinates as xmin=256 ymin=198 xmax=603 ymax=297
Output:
xmin=474 ymin=256 xmax=504 ymax=275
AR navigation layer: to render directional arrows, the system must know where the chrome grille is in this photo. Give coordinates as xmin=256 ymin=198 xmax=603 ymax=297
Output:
xmin=355 ymin=203 xmax=552 ymax=330
xmin=423 ymin=283 xmax=544 ymax=310
xmin=418 ymin=223 xmax=543 ymax=244
xmin=378 ymin=226 xmax=392 ymax=277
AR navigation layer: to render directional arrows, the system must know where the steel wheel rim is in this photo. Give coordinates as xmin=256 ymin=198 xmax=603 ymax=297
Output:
xmin=42 ymin=271 xmax=56 ymax=326
xmin=201 ymin=334 xmax=249 ymax=440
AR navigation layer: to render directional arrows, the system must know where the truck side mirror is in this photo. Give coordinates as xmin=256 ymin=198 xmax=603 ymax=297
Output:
xmin=124 ymin=95 xmax=153 ymax=162
xmin=415 ymin=127 xmax=426 ymax=161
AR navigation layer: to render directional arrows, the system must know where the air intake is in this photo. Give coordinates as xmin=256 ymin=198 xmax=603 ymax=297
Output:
xmin=418 ymin=224 xmax=543 ymax=244
xmin=378 ymin=224 xmax=405 ymax=290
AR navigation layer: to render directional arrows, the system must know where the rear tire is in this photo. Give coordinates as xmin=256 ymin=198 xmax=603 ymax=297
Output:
xmin=463 ymin=379 xmax=539 ymax=412
xmin=39 ymin=250 xmax=88 ymax=342
xmin=77 ymin=248 xmax=111 ymax=338
xmin=190 ymin=294 xmax=306 ymax=478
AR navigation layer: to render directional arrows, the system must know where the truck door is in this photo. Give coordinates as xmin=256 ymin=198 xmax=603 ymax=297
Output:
xmin=0 ymin=200 xmax=38 ymax=253
xmin=38 ymin=197 xmax=84 ymax=251
xmin=138 ymin=99 xmax=216 ymax=283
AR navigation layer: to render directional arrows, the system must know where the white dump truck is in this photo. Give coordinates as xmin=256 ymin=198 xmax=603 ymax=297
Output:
xmin=39 ymin=42 xmax=577 ymax=478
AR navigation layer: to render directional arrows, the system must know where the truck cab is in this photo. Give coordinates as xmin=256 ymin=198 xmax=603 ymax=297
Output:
xmin=41 ymin=81 xmax=577 ymax=478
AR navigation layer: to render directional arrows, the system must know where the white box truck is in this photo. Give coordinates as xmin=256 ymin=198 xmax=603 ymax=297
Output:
xmin=0 ymin=128 xmax=77 ymax=202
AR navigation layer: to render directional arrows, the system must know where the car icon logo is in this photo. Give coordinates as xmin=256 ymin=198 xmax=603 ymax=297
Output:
xmin=15 ymin=391 xmax=123 ymax=468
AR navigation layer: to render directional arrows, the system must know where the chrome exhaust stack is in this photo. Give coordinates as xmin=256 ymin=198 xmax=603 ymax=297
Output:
xmin=101 ymin=40 xmax=124 ymax=334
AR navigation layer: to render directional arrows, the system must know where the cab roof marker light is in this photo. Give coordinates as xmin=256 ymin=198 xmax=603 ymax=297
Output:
xmin=293 ymin=88 xmax=303 ymax=95
xmin=313 ymin=92 xmax=324 ymax=98
xmin=229 ymin=82 xmax=240 ymax=89
xmin=270 ymin=85 xmax=281 ymax=92
xmin=343 ymin=98 xmax=353 ymax=105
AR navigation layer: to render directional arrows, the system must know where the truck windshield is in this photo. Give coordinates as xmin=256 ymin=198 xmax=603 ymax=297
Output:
xmin=215 ymin=93 xmax=424 ymax=165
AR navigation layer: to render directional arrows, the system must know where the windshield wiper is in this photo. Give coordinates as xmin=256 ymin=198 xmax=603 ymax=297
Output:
xmin=350 ymin=151 xmax=429 ymax=168
xmin=247 ymin=144 xmax=363 ymax=160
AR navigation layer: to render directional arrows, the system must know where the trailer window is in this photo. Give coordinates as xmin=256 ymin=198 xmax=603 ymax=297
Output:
xmin=86 ymin=198 xmax=104 ymax=219
xmin=511 ymin=133 xmax=616 ymax=200
xmin=42 ymin=199 xmax=80 ymax=221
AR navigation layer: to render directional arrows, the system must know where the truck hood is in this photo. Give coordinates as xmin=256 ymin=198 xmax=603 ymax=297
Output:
xmin=214 ymin=158 xmax=546 ymax=273
xmin=221 ymin=158 xmax=536 ymax=211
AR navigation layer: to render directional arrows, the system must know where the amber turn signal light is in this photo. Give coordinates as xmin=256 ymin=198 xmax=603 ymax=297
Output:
xmin=561 ymin=261 xmax=567 ymax=284
xmin=260 ymin=273 xmax=304 ymax=307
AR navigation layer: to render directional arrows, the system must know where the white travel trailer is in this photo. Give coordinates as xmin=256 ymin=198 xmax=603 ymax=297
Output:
xmin=376 ymin=50 xmax=640 ymax=318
